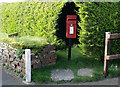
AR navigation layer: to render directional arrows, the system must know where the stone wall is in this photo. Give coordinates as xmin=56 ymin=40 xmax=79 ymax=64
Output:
xmin=0 ymin=42 xmax=57 ymax=80
xmin=0 ymin=42 xmax=25 ymax=79
xmin=30 ymin=45 xmax=57 ymax=69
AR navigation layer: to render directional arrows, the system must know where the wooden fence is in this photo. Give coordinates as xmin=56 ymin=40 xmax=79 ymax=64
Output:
xmin=104 ymin=32 xmax=120 ymax=76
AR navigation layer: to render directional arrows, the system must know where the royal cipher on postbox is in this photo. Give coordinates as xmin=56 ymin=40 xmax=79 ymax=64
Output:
xmin=66 ymin=15 xmax=77 ymax=38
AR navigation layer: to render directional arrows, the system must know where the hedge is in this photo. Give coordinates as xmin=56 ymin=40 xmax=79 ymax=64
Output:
xmin=0 ymin=1 xmax=66 ymax=44
xmin=0 ymin=2 xmax=81 ymax=49
xmin=1 ymin=2 xmax=120 ymax=60
xmin=55 ymin=2 xmax=80 ymax=46
xmin=76 ymin=2 xmax=120 ymax=60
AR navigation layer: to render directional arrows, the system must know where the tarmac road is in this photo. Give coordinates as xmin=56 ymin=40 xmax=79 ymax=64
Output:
xmin=0 ymin=67 xmax=24 ymax=85
xmin=63 ymin=77 xmax=119 ymax=85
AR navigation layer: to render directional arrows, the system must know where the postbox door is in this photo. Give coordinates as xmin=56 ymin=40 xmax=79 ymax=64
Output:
xmin=66 ymin=21 xmax=77 ymax=38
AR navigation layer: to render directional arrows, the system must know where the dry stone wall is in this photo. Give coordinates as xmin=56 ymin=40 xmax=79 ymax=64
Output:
xmin=31 ymin=45 xmax=57 ymax=69
xmin=0 ymin=42 xmax=57 ymax=80
xmin=0 ymin=42 xmax=25 ymax=79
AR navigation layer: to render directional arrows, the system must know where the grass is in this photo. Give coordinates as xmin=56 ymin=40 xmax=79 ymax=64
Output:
xmin=32 ymin=47 xmax=120 ymax=84
xmin=0 ymin=33 xmax=119 ymax=83
xmin=0 ymin=32 xmax=49 ymax=54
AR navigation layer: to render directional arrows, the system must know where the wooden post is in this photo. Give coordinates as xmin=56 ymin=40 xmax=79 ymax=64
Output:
xmin=68 ymin=38 xmax=72 ymax=61
xmin=25 ymin=49 xmax=31 ymax=83
xmin=8 ymin=33 xmax=18 ymax=37
xmin=104 ymin=32 xmax=111 ymax=77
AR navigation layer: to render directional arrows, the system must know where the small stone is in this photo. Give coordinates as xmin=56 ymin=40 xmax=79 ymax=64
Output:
xmin=77 ymin=68 xmax=94 ymax=77
xmin=51 ymin=69 xmax=74 ymax=81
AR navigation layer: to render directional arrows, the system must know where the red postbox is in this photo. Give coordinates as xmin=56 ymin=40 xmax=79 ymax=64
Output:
xmin=66 ymin=15 xmax=77 ymax=38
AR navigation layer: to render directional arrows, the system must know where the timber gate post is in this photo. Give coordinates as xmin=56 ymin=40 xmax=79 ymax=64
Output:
xmin=104 ymin=32 xmax=120 ymax=77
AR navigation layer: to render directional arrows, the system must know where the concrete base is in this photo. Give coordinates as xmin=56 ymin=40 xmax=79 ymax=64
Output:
xmin=22 ymin=81 xmax=34 ymax=85
xmin=51 ymin=69 xmax=74 ymax=81
xmin=77 ymin=68 xmax=94 ymax=77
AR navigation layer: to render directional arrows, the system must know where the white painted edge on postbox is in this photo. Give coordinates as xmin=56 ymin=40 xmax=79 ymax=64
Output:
xmin=25 ymin=49 xmax=31 ymax=83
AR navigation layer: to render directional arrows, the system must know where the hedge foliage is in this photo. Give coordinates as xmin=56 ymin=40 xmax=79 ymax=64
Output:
xmin=76 ymin=2 xmax=120 ymax=59
xmin=0 ymin=1 xmax=66 ymax=44
xmin=55 ymin=2 xmax=80 ymax=46
xmin=1 ymin=2 xmax=120 ymax=59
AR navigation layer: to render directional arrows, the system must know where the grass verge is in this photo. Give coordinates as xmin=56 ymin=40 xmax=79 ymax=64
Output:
xmin=0 ymin=32 xmax=49 ymax=54
xmin=32 ymin=47 xmax=120 ymax=84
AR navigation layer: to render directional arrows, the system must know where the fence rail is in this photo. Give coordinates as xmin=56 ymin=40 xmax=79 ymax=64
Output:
xmin=108 ymin=33 xmax=120 ymax=39
xmin=104 ymin=32 xmax=120 ymax=77
xmin=106 ymin=54 xmax=120 ymax=60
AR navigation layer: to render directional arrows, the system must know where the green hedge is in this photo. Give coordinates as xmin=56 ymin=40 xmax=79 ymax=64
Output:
xmin=55 ymin=2 xmax=80 ymax=46
xmin=0 ymin=1 xmax=66 ymax=44
xmin=1 ymin=2 xmax=120 ymax=59
xmin=0 ymin=2 xmax=80 ymax=50
xmin=76 ymin=2 xmax=120 ymax=60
